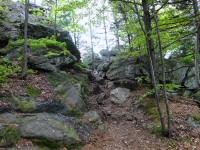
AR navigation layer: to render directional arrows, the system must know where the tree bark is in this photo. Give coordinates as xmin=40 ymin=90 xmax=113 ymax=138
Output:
xmin=89 ymin=8 xmax=95 ymax=70
xmin=103 ymin=5 xmax=110 ymax=62
xmin=21 ymin=0 xmax=29 ymax=79
xmin=141 ymin=0 xmax=166 ymax=134
xmin=192 ymin=0 xmax=200 ymax=88
xmin=54 ymin=0 xmax=58 ymax=38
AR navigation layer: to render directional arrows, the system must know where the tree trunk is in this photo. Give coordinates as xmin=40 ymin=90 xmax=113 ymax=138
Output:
xmin=119 ymin=3 xmax=132 ymax=47
xmin=54 ymin=0 xmax=58 ymax=38
xmin=142 ymin=0 xmax=166 ymax=134
xmin=89 ymin=8 xmax=94 ymax=70
xmin=153 ymin=4 xmax=172 ymax=137
xmin=192 ymin=0 xmax=200 ymax=88
xmin=103 ymin=6 xmax=110 ymax=62
xmin=21 ymin=0 xmax=29 ymax=79
xmin=113 ymin=13 xmax=120 ymax=51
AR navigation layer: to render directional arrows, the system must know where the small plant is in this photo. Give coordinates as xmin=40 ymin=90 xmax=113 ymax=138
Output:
xmin=0 ymin=57 xmax=21 ymax=84
xmin=0 ymin=126 xmax=20 ymax=146
xmin=26 ymin=85 xmax=41 ymax=97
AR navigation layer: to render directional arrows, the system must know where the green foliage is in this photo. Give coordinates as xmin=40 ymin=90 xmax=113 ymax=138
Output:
xmin=30 ymin=8 xmax=44 ymax=16
xmin=26 ymin=85 xmax=41 ymax=97
xmin=157 ymin=83 xmax=182 ymax=91
xmin=0 ymin=126 xmax=20 ymax=146
xmin=136 ymin=76 xmax=150 ymax=85
xmin=0 ymin=57 xmax=21 ymax=84
xmin=180 ymin=54 xmax=193 ymax=64
xmin=192 ymin=113 xmax=200 ymax=121
xmin=73 ymin=62 xmax=87 ymax=70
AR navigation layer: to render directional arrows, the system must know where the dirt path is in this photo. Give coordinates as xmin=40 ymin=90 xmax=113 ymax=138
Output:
xmin=82 ymin=81 xmax=200 ymax=150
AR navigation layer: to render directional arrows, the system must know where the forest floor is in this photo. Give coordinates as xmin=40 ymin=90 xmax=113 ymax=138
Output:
xmin=82 ymin=81 xmax=200 ymax=150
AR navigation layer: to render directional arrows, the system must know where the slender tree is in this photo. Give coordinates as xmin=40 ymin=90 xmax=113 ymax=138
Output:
xmin=192 ymin=0 xmax=200 ymax=88
xmin=153 ymin=3 xmax=171 ymax=137
xmin=88 ymin=8 xmax=95 ymax=70
xmin=21 ymin=0 xmax=29 ymax=79
xmin=133 ymin=0 xmax=166 ymax=134
xmin=102 ymin=0 xmax=110 ymax=62
xmin=54 ymin=0 xmax=58 ymax=38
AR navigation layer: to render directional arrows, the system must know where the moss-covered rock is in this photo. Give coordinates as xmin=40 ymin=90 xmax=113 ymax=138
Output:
xmin=48 ymin=71 xmax=89 ymax=116
xmin=19 ymin=113 xmax=90 ymax=149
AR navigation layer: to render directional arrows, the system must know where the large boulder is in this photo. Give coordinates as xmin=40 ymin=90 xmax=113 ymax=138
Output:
xmin=28 ymin=55 xmax=77 ymax=72
xmin=48 ymin=72 xmax=89 ymax=116
xmin=106 ymin=57 xmax=148 ymax=81
xmin=164 ymin=59 xmax=198 ymax=90
xmin=0 ymin=1 xmax=80 ymax=60
xmin=106 ymin=57 xmax=148 ymax=89
xmin=0 ymin=113 xmax=90 ymax=149
xmin=20 ymin=113 xmax=90 ymax=148
xmin=0 ymin=96 xmax=69 ymax=114
xmin=110 ymin=87 xmax=130 ymax=104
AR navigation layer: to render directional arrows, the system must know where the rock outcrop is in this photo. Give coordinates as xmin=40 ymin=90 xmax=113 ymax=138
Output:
xmin=0 ymin=0 xmax=80 ymax=60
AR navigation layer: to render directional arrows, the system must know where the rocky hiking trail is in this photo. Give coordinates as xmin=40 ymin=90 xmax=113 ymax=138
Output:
xmin=1 ymin=71 xmax=200 ymax=150
xmin=82 ymin=79 xmax=200 ymax=150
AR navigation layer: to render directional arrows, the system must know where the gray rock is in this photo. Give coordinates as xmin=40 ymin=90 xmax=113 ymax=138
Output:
xmin=110 ymin=88 xmax=130 ymax=104
xmin=0 ymin=113 xmax=90 ymax=148
xmin=106 ymin=57 xmax=148 ymax=85
xmin=82 ymin=111 xmax=102 ymax=126
xmin=20 ymin=113 xmax=90 ymax=148
xmin=55 ymin=83 xmax=86 ymax=115
xmin=28 ymin=55 xmax=77 ymax=72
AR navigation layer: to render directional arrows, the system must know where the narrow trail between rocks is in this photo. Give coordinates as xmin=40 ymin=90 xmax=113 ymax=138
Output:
xmin=81 ymin=80 xmax=200 ymax=150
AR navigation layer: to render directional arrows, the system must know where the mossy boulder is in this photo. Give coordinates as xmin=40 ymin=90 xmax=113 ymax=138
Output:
xmin=19 ymin=113 xmax=90 ymax=149
xmin=3 ymin=96 xmax=69 ymax=114
xmin=106 ymin=57 xmax=148 ymax=89
xmin=1 ymin=38 xmax=78 ymax=72
xmin=48 ymin=72 xmax=89 ymax=116
xmin=0 ymin=113 xmax=90 ymax=149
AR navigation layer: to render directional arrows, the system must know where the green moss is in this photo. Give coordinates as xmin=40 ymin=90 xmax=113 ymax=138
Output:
xmin=68 ymin=108 xmax=82 ymax=117
xmin=5 ymin=38 xmax=71 ymax=57
xmin=192 ymin=113 xmax=200 ymax=121
xmin=73 ymin=63 xmax=87 ymax=70
xmin=50 ymin=120 xmax=81 ymax=142
xmin=139 ymin=97 xmax=160 ymax=122
xmin=13 ymin=97 xmax=36 ymax=113
xmin=151 ymin=125 xmax=162 ymax=136
xmin=44 ymin=51 xmax=60 ymax=58
xmin=26 ymin=85 xmax=41 ymax=97
xmin=0 ymin=126 xmax=20 ymax=146
xmin=34 ymin=139 xmax=63 ymax=149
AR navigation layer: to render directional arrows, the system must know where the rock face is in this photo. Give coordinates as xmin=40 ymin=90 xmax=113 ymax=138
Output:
xmin=0 ymin=1 xmax=80 ymax=60
xmin=28 ymin=55 xmax=77 ymax=72
xmin=106 ymin=57 xmax=148 ymax=81
xmin=164 ymin=60 xmax=198 ymax=90
xmin=105 ymin=57 xmax=148 ymax=89
xmin=110 ymin=88 xmax=130 ymax=104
